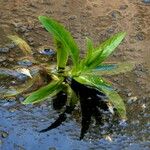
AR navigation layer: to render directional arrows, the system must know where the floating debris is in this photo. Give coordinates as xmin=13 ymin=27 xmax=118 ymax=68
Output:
xmin=17 ymin=68 xmax=32 ymax=78
xmin=8 ymin=35 xmax=32 ymax=55
xmin=105 ymin=135 xmax=112 ymax=142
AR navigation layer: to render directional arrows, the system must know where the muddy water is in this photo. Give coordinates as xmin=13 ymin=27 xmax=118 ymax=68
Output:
xmin=0 ymin=0 xmax=150 ymax=150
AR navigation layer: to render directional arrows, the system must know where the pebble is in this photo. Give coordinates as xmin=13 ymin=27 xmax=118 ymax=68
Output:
xmin=17 ymin=96 xmax=25 ymax=102
xmin=12 ymin=22 xmax=22 ymax=28
xmin=39 ymin=48 xmax=56 ymax=56
xmin=5 ymin=43 xmax=16 ymax=49
xmin=135 ymin=32 xmax=145 ymax=41
xmin=127 ymin=96 xmax=138 ymax=104
xmin=20 ymin=26 xmax=28 ymax=33
xmin=8 ymin=58 xmax=14 ymax=62
xmin=14 ymin=144 xmax=25 ymax=150
xmin=0 ymin=47 xmax=9 ymax=53
xmin=68 ymin=15 xmax=77 ymax=20
xmin=1 ymin=131 xmax=9 ymax=138
xmin=106 ymin=28 xmax=115 ymax=34
xmin=8 ymin=108 xmax=17 ymax=113
xmin=17 ymin=59 xmax=33 ymax=67
xmin=0 ymin=56 xmax=6 ymax=62
xmin=27 ymin=37 xmax=34 ymax=43
xmin=2 ymin=100 xmax=17 ymax=107
xmin=110 ymin=10 xmax=122 ymax=19
xmin=143 ymin=0 xmax=150 ymax=4
xmin=119 ymin=4 xmax=128 ymax=10
xmin=127 ymin=92 xmax=132 ymax=97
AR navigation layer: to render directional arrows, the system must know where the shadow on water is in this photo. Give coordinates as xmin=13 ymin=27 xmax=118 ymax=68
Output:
xmin=0 ymin=95 xmax=149 ymax=150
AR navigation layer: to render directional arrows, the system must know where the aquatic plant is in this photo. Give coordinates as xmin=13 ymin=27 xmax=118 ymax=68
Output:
xmin=4 ymin=16 xmax=134 ymax=139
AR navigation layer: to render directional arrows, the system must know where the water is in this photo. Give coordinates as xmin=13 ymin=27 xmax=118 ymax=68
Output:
xmin=0 ymin=98 xmax=149 ymax=150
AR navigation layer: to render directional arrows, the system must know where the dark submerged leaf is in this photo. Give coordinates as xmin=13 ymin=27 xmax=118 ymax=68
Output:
xmin=69 ymin=78 xmax=109 ymax=139
xmin=73 ymin=75 xmax=126 ymax=119
xmin=40 ymin=105 xmax=75 ymax=132
xmin=52 ymin=91 xmax=67 ymax=110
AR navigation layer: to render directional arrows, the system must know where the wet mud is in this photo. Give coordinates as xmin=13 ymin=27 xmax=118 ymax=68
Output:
xmin=0 ymin=0 xmax=150 ymax=150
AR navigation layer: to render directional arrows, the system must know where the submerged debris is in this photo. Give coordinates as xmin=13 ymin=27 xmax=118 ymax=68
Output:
xmin=52 ymin=91 xmax=67 ymax=110
xmin=40 ymin=78 xmax=113 ymax=140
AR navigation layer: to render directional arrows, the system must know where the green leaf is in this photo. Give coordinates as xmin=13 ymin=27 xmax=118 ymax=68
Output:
xmin=85 ymin=32 xmax=126 ymax=69
xmin=74 ymin=75 xmax=126 ymax=119
xmin=74 ymin=74 xmax=113 ymax=91
xmin=80 ymin=37 xmax=94 ymax=71
xmin=101 ymin=88 xmax=127 ymax=119
xmin=85 ymin=37 xmax=94 ymax=62
xmin=38 ymin=16 xmax=80 ymax=69
xmin=22 ymin=79 xmax=64 ymax=104
xmin=54 ymin=38 xmax=68 ymax=69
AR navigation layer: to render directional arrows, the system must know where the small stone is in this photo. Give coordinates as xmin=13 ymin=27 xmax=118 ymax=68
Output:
xmin=110 ymin=10 xmax=122 ymax=19
xmin=86 ymin=5 xmax=92 ymax=10
xmin=92 ymin=3 xmax=98 ymax=7
xmin=106 ymin=28 xmax=114 ymax=34
xmin=143 ymin=0 xmax=150 ymax=4
xmin=0 ymin=47 xmax=9 ymax=53
xmin=0 ymin=56 xmax=6 ymax=62
xmin=135 ymin=32 xmax=145 ymax=41
xmin=68 ymin=15 xmax=77 ymax=20
xmin=17 ymin=59 xmax=32 ymax=67
xmin=24 ymin=32 xmax=29 ymax=37
xmin=105 ymin=135 xmax=112 ymax=142
xmin=131 ymin=120 xmax=140 ymax=125
xmin=17 ymin=96 xmax=25 ymax=102
xmin=1 ymin=131 xmax=9 ymax=138
xmin=27 ymin=37 xmax=34 ymax=43
xmin=20 ymin=26 xmax=28 ymax=33
xmin=128 ymin=96 xmax=138 ymax=104
xmin=39 ymin=48 xmax=56 ymax=56
xmin=141 ymin=104 xmax=146 ymax=109
xmin=5 ymin=43 xmax=16 ymax=49
xmin=14 ymin=144 xmax=25 ymax=150
xmin=8 ymin=58 xmax=14 ymax=62
xmin=12 ymin=22 xmax=22 ymax=28
xmin=119 ymin=4 xmax=128 ymax=10
xmin=8 ymin=108 xmax=17 ymax=112
xmin=127 ymin=92 xmax=132 ymax=97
